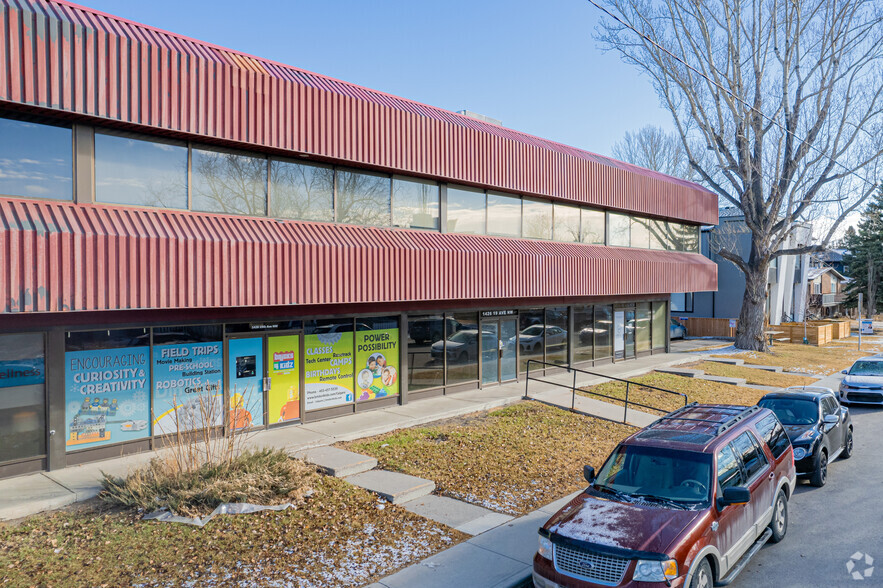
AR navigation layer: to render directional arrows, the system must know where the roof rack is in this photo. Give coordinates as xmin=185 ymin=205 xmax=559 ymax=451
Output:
xmin=649 ymin=403 xmax=762 ymax=437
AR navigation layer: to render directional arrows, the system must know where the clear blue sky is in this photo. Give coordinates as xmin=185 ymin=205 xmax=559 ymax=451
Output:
xmin=80 ymin=0 xmax=673 ymax=157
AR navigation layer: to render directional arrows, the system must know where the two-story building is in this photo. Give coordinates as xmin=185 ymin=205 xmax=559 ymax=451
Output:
xmin=0 ymin=0 xmax=717 ymax=478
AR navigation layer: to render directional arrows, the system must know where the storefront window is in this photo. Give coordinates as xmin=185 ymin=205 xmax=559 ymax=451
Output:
xmin=0 ymin=333 xmax=45 ymax=463
xmin=636 ymin=302 xmax=651 ymax=353
xmin=95 ymin=132 xmax=187 ymax=208
xmin=407 ymin=314 xmax=446 ymax=391
xmin=652 ymin=301 xmax=667 ymax=350
xmin=0 ymin=116 xmax=72 ymax=200
xmin=581 ymin=209 xmax=605 ymax=245
xmin=519 ymin=309 xmax=545 ymax=372
xmin=522 ymin=198 xmax=553 ymax=240
xmin=608 ymin=213 xmax=631 ymax=247
xmin=487 ymin=193 xmax=522 ymax=237
xmin=64 ymin=329 xmax=150 ymax=451
xmin=545 ymin=307 xmax=569 ymax=365
xmin=151 ymin=326 xmax=223 ymax=436
xmin=336 ymin=169 xmax=391 ymax=226
xmin=393 ymin=177 xmax=439 ymax=230
xmin=572 ymin=305 xmax=594 ymax=364
xmin=355 ymin=316 xmax=400 ymax=402
xmin=594 ymin=305 xmax=614 ymax=360
xmin=631 ymin=217 xmax=651 ymax=249
xmin=269 ymin=159 xmax=334 ymax=222
xmin=553 ymin=204 xmax=581 ymax=242
xmin=446 ymin=186 xmax=486 ymax=235
xmin=191 ymin=147 xmax=268 ymax=216
xmin=304 ymin=319 xmax=355 ymax=411
xmin=445 ymin=312 xmax=479 ymax=385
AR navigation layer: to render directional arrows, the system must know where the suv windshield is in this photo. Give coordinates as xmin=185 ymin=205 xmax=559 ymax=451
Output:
xmin=758 ymin=398 xmax=818 ymax=425
xmin=593 ymin=445 xmax=712 ymax=505
xmin=848 ymin=361 xmax=883 ymax=376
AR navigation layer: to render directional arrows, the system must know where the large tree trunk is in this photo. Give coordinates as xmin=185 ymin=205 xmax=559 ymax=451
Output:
xmin=734 ymin=246 xmax=770 ymax=351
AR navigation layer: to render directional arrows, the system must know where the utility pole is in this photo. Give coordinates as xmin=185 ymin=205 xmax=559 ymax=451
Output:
xmin=859 ymin=292 xmax=863 ymax=351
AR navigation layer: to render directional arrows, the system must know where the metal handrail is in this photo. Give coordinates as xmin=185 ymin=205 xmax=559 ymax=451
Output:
xmin=523 ymin=359 xmax=688 ymax=424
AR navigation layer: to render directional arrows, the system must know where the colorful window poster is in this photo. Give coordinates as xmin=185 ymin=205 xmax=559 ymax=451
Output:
xmin=267 ymin=335 xmax=300 ymax=424
xmin=227 ymin=337 xmax=264 ymax=428
xmin=304 ymin=332 xmax=354 ymax=411
xmin=64 ymin=346 xmax=150 ymax=450
xmin=355 ymin=328 xmax=399 ymax=401
xmin=152 ymin=342 xmax=223 ymax=435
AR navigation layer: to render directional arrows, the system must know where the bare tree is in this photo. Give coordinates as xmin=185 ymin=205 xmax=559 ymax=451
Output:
xmin=612 ymin=125 xmax=694 ymax=180
xmin=596 ymin=0 xmax=883 ymax=350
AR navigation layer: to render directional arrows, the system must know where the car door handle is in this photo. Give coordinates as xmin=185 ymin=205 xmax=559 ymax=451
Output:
xmin=768 ymin=472 xmax=775 ymax=480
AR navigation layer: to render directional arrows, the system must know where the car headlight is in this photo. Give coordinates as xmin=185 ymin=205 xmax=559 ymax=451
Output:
xmin=793 ymin=447 xmax=807 ymax=460
xmin=633 ymin=559 xmax=677 ymax=582
xmin=538 ymin=535 xmax=554 ymax=560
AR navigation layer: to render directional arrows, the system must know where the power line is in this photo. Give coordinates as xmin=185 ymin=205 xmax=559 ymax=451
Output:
xmin=585 ymin=0 xmax=880 ymax=192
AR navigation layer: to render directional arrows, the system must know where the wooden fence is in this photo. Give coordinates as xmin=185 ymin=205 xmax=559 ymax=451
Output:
xmin=673 ymin=317 xmax=851 ymax=344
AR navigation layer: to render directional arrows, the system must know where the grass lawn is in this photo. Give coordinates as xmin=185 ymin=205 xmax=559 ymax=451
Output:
xmin=0 ymin=471 xmax=464 ymax=588
xmin=580 ymin=372 xmax=768 ymax=414
xmin=685 ymin=361 xmax=817 ymax=388
xmin=341 ymin=401 xmax=634 ymax=516
xmin=713 ymin=338 xmax=883 ymax=376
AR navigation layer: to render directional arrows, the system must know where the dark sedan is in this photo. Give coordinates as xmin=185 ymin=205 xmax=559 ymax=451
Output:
xmin=758 ymin=387 xmax=853 ymax=487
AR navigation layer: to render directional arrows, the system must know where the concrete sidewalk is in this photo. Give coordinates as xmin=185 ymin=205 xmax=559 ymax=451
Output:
xmin=0 ymin=350 xmax=702 ymax=521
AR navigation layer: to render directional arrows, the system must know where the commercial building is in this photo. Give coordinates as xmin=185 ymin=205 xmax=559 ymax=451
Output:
xmin=0 ymin=0 xmax=717 ymax=478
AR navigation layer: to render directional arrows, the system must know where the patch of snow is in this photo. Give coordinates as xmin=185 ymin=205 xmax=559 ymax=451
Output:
xmin=549 ymin=499 xmax=638 ymax=549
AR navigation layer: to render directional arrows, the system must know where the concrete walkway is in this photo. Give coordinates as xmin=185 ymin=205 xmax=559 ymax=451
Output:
xmin=0 ymin=350 xmax=706 ymax=521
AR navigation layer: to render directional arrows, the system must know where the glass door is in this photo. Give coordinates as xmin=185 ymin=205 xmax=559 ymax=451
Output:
xmin=227 ymin=337 xmax=265 ymax=429
xmin=500 ymin=318 xmax=518 ymax=382
xmin=614 ymin=311 xmax=625 ymax=359
xmin=625 ymin=309 xmax=636 ymax=359
xmin=267 ymin=333 xmax=302 ymax=425
xmin=481 ymin=321 xmax=500 ymax=386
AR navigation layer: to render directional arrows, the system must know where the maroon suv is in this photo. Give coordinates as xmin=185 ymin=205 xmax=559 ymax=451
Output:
xmin=533 ymin=404 xmax=796 ymax=588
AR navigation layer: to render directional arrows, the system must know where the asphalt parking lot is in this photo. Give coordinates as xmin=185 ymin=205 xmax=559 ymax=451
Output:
xmin=736 ymin=375 xmax=883 ymax=587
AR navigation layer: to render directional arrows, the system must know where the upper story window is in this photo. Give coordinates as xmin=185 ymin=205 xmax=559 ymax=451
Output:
xmin=446 ymin=185 xmax=486 ymax=235
xmin=392 ymin=177 xmax=439 ymax=230
xmin=95 ymin=131 xmax=187 ymax=209
xmin=608 ymin=212 xmax=631 ymax=247
xmin=631 ymin=216 xmax=651 ymax=248
xmin=522 ymin=198 xmax=553 ymax=240
xmin=191 ymin=147 xmax=267 ymax=216
xmin=581 ymin=209 xmax=605 ymax=244
xmin=553 ymin=203 xmax=581 ymax=243
xmin=830 ymin=277 xmax=838 ymax=293
xmin=0 ymin=116 xmax=72 ymax=200
xmin=336 ymin=169 xmax=391 ymax=226
xmin=487 ymin=192 xmax=522 ymax=237
xmin=270 ymin=158 xmax=334 ymax=222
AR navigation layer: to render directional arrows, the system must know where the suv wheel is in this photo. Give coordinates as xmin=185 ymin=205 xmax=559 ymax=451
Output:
xmin=810 ymin=450 xmax=828 ymax=487
xmin=842 ymin=428 xmax=854 ymax=459
xmin=690 ymin=558 xmax=713 ymax=588
xmin=768 ymin=490 xmax=788 ymax=543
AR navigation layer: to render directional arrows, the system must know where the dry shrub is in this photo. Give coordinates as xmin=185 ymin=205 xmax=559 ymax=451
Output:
xmin=100 ymin=448 xmax=316 ymax=517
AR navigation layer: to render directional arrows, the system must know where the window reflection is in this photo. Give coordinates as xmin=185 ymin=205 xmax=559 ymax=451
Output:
xmin=636 ymin=302 xmax=651 ymax=352
xmin=652 ymin=302 xmax=667 ymax=350
xmin=594 ymin=305 xmax=613 ymax=360
xmin=581 ymin=209 xmax=605 ymax=244
xmin=545 ymin=307 xmax=569 ymax=365
xmin=191 ymin=148 xmax=267 ymax=216
xmin=95 ymin=132 xmax=187 ymax=208
xmin=553 ymin=204 xmax=580 ymax=242
xmin=0 ymin=117 xmax=72 ymax=200
xmin=608 ymin=212 xmax=631 ymax=247
xmin=270 ymin=159 xmax=333 ymax=222
xmin=0 ymin=333 xmax=45 ymax=463
xmin=522 ymin=198 xmax=553 ymax=240
xmin=487 ymin=193 xmax=521 ymax=237
xmin=407 ymin=314 xmax=447 ymax=391
xmin=446 ymin=186 xmax=486 ymax=234
xmin=393 ymin=178 xmax=439 ymax=230
xmin=337 ymin=169 xmax=391 ymax=226
xmin=630 ymin=217 xmax=651 ymax=249
xmin=518 ymin=309 xmax=545 ymax=372
xmin=443 ymin=312 xmax=479 ymax=384
xmin=573 ymin=305 xmax=594 ymax=364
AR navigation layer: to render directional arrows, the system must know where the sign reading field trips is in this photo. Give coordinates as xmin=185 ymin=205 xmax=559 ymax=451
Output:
xmin=64 ymin=347 xmax=150 ymax=450
xmin=268 ymin=335 xmax=300 ymax=424
xmin=355 ymin=328 xmax=400 ymax=402
xmin=304 ymin=332 xmax=354 ymax=411
xmin=152 ymin=342 xmax=223 ymax=435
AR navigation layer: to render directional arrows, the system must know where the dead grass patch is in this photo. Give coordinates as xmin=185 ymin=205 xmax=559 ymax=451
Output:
xmin=341 ymin=401 xmax=634 ymax=516
xmin=580 ymin=372 xmax=767 ymax=414
xmin=713 ymin=339 xmax=883 ymax=376
xmin=684 ymin=361 xmax=817 ymax=388
xmin=0 ymin=473 xmax=464 ymax=587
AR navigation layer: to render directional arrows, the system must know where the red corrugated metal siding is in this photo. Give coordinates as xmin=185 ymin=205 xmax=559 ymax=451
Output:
xmin=0 ymin=199 xmax=716 ymax=314
xmin=0 ymin=0 xmax=717 ymax=225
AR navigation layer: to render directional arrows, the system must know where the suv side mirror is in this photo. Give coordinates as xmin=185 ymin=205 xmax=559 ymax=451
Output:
xmin=718 ymin=486 xmax=750 ymax=508
xmin=824 ymin=414 xmax=840 ymax=425
xmin=841 ymin=369 xmax=848 ymax=374
xmin=583 ymin=466 xmax=596 ymax=484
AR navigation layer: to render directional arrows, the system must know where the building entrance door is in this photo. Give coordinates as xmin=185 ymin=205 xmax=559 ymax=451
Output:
xmin=614 ymin=311 xmax=625 ymax=359
xmin=266 ymin=333 xmax=302 ymax=425
xmin=480 ymin=318 xmax=518 ymax=386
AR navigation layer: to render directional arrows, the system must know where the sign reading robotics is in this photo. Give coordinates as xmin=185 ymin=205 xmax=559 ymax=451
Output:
xmin=152 ymin=342 xmax=224 ymax=434
xmin=64 ymin=347 xmax=150 ymax=450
